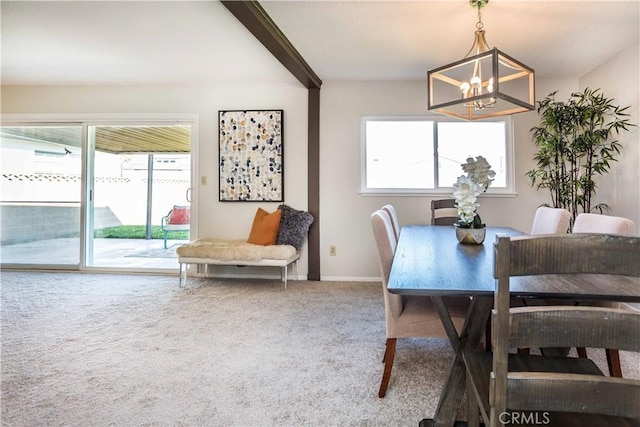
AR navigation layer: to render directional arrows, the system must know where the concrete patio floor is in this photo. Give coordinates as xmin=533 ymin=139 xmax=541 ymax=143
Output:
xmin=0 ymin=237 xmax=188 ymax=270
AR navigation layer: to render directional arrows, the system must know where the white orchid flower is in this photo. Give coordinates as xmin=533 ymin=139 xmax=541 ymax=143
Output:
xmin=453 ymin=156 xmax=496 ymax=227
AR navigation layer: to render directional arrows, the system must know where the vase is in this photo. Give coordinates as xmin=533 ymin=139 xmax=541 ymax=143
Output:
xmin=454 ymin=225 xmax=486 ymax=245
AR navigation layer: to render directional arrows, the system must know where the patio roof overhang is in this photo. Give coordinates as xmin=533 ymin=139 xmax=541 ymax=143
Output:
xmin=1 ymin=125 xmax=191 ymax=154
xmin=94 ymin=126 xmax=191 ymax=154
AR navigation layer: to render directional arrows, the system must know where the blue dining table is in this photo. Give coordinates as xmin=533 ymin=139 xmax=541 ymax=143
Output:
xmin=387 ymin=225 xmax=640 ymax=427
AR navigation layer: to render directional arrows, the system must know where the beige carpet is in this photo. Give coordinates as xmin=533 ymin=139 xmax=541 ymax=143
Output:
xmin=1 ymin=272 xmax=638 ymax=426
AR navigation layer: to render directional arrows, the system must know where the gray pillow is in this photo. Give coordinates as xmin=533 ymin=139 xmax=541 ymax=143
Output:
xmin=276 ymin=204 xmax=314 ymax=251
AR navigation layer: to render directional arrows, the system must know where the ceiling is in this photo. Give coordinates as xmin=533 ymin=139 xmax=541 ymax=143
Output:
xmin=1 ymin=1 xmax=639 ymax=86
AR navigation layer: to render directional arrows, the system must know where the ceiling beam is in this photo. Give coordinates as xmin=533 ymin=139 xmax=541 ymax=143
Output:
xmin=221 ymin=0 xmax=322 ymax=280
xmin=220 ymin=1 xmax=322 ymax=90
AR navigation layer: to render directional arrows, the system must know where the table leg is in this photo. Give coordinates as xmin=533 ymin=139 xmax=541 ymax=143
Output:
xmin=467 ymin=372 xmax=480 ymax=427
xmin=431 ymin=297 xmax=461 ymax=352
xmin=427 ymin=296 xmax=493 ymax=427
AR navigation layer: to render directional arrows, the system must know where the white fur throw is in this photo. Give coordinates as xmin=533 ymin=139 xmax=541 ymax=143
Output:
xmin=176 ymin=239 xmax=297 ymax=261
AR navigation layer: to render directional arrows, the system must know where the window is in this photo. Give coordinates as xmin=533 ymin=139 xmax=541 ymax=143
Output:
xmin=361 ymin=116 xmax=514 ymax=195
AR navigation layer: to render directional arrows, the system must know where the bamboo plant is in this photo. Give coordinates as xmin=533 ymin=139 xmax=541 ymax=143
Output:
xmin=526 ymin=88 xmax=634 ymax=227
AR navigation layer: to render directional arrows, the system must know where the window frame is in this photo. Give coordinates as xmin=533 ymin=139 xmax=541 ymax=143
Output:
xmin=360 ymin=115 xmax=516 ymax=197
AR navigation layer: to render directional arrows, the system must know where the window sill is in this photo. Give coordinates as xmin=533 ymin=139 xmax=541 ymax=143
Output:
xmin=359 ymin=190 xmax=518 ymax=198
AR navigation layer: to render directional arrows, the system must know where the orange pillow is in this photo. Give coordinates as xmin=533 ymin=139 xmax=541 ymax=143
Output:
xmin=247 ymin=208 xmax=282 ymax=246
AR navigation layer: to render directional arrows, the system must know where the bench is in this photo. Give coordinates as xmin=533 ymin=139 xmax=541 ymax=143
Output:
xmin=176 ymin=239 xmax=300 ymax=289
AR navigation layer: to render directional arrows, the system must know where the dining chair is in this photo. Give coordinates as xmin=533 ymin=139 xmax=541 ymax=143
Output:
xmin=430 ymin=198 xmax=458 ymax=226
xmin=370 ymin=209 xmax=470 ymax=398
xmin=530 ymin=206 xmax=571 ymax=235
xmin=381 ymin=204 xmax=400 ymax=239
xmin=573 ymin=213 xmax=635 ymax=236
xmin=486 ymin=206 xmax=573 ymax=353
xmin=510 ymin=206 xmax=571 ymax=353
xmin=572 ymin=212 xmax=636 ymax=377
xmin=465 ymin=233 xmax=640 ymax=427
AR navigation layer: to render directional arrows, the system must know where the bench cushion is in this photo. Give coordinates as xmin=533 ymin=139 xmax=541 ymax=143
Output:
xmin=176 ymin=239 xmax=296 ymax=262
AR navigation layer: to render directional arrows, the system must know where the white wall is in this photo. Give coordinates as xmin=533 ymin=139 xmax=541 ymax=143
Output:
xmin=2 ymin=48 xmax=638 ymax=281
xmin=0 ymin=82 xmax=312 ymax=275
xmin=318 ymin=77 xmax=580 ymax=280
xmin=580 ymin=43 xmax=640 ymax=311
xmin=579 ymin=42 xmax=640 ymax=229
xmin=315 ymin=43 xmax=639 ymax=280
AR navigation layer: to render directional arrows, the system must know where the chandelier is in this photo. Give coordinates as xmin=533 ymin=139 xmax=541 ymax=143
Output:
xmin=427 ymin=0 xmax=535 ymax=121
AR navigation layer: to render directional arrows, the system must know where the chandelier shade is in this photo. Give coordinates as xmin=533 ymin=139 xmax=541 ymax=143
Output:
xmin=427 ymin=1 xmax=535 ymax=121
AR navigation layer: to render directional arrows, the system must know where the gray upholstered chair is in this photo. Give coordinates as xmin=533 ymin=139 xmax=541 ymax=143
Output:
xmin=530 ymin=206 xmax=571 ymax=235
xmin=430 ymin=198 xmax=458 ymax=225
xmin=572 ymin=213 xmax=636 ymax=377
xmin=381 ymin=204 xmax=400 ymax=239
xmin=370 ymin=209 xmax=469 ymax=397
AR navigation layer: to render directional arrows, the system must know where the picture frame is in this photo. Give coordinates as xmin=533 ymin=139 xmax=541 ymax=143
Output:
xmin=218 ymin=110 xmax=284 ymax=202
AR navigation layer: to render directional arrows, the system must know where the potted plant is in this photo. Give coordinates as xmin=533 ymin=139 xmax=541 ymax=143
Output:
xmin=453 ymin=156 xmax=495 ymax=244
xmin=526 ymin=88 xmax=634 ymax=227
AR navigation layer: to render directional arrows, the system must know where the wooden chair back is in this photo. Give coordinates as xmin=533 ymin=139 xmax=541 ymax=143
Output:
xmin=431 ymin=199 xmax=458 ymax=225
xmin=489 ymin=233 xmax=640 ymax=426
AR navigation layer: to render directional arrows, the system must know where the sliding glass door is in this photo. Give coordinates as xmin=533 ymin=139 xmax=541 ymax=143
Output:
xmin=1 ymin=121 xmax=192 ymax=271
xmin=86 ymin=124 xmax=191 ymax=269
xmin=0 ymin=125 xmax=83 ymax=266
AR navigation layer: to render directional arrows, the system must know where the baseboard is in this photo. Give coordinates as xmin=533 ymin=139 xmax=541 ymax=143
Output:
xmin=188 ymin=270 xmax=379 ymax=283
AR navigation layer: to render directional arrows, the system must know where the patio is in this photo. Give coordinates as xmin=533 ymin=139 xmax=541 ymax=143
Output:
xmin=0 ymin=237 xmax=188 ymax=270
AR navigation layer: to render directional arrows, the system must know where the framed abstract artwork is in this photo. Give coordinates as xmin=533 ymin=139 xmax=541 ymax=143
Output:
xmin=218 ymin=110 xmax=284 ymax=202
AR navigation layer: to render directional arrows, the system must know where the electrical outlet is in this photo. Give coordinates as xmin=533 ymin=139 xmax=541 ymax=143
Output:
xmin=329 ymin=245 xmax=336 ymax=256
xmin=200 ymin=176 xmax=207 ymax=185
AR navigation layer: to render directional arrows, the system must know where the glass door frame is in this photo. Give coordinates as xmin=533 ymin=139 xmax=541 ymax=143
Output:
xmin=0 ymin=113 xmax=199 ymax=273
xmin=0 ymin=120 xmax=84 ymax=269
